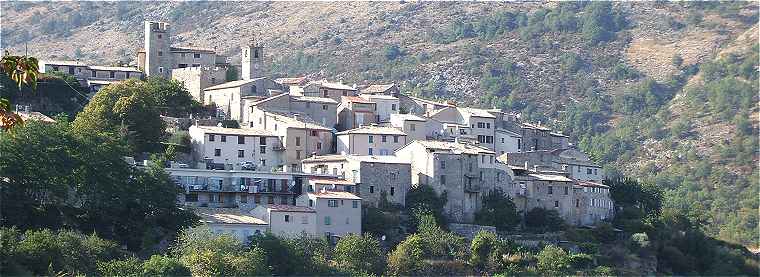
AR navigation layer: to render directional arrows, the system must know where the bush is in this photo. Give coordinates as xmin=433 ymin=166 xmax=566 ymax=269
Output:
xmin=524 ymin=208 xmax=565 ymax=232
xmin=592 ymin=223 xmax=618 ymax=243
xmin=387 ymin=234 xmax=426 ymax=276
xmin=384 ymin=45 xmax=403 ymax=61
xmin=416 ymin=212 xmax=468 ymax=260
xmin=536 ymin=245 xmax=571 ymax=275
xmin=97 ymin=257 xmax=143 ymax=277
xmin=142 ymin=255 xmax=191 ymax=276
xmin=333 ymin=234 xmax=386 ymax=275
xmin=474 ymin=189 xmax=520 ymax=231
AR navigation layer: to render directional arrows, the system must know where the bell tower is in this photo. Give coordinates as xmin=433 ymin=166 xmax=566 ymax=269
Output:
xmin=241 ymin=38 xmax=264 ymax=80
xmin=144 ymin=21 xmax=171 ymax=77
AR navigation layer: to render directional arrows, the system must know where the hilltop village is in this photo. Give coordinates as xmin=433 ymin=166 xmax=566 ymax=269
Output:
xmin=37 ymin=21 xmax=613 ymax=241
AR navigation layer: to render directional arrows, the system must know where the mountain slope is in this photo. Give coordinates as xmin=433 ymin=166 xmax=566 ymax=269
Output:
xmin=1 ymin=1 xmax=757 ymax=247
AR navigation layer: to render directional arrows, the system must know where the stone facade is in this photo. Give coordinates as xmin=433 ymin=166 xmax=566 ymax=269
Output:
xmin=172 ymin=66 xmax=227 ymax=102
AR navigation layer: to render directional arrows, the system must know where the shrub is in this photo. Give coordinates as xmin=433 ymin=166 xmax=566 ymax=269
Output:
xmin=474 ymin=189 xmax=520 ymax=231
xmin=97 ymin=257 xmax=143 ymax=277
xmin=142 ymin=255 xmax=191 ymax=276
xmin=525 ymin=208 xmax=566 ymax=232
xmin=536 ymin=245 xmax=571 ymax=275
xmin=333 ymin=234 xmax=386 ymax=275
xmin=387 ymin=234 xmax=426 ymax=276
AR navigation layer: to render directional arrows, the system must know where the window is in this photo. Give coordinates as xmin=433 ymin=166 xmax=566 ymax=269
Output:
xmin=214 ymin=149 xmax=221 ymax=156
xmin=410 ymin=124 xmax=416 ymax=131
xmin=328 ymin=200 xmax=338 ymax=207
xmin=393 ymin=136 xmax=399 ymax=143
xmin=305 ymin=102 xmax=311 ymax=108
xmin=548 ymin=186 xmax=553 ymax=195
xmin=285 ymin=215 xmax=290 ymax=222
xmin=238 ymin=150 xmax=245 ymax=158
xmin=578 ymin=167 xmax=582 ymax=173
xmin=368 ymin=135 xmax=374 ymax=143
xmin=192 ymin=63 xmax=200 ymax=67
xmin=324 ymin=216 xmax=331 ymax=225
xmin=254 ymin=49 xmax=259 ymax=58
xmin=158 ymin=51 xmax=163 ymax=57
xmin=180 ymin=53 xmax=185 ymax=58
xmin=260 ymin=137 xmax=267 ymax=145
xmin=296 ymin=150 xmax=302 ymax=160
xmin=323 ymin=90 xmax=328 ymax=97
xmin=482 ymin=155 xmax=485 ymax=163
xmin=267 ymin=196 xmax=274 ymax=204
xmin=209 ymin=134 xmax=215 ymax=141
xmin=260 ymin=146 xmax=266 ymax=154
xmin=587 ymin=168 xmax=593 ymax=175
xmin=382 ymin=135 xmax=387 ymax=142
xmin=240 ymin=195 xmax=247 ymax=203
xmin=322 ymin=105 xmax=328 ymax=110
xmin=91 ymin=70 xmax=96 ymax=77
xmin=260 ymin=159 xmax=266 ymax=166
xmin=317 ymin=142 xmax=322 ymax=150
xmin=342 ymin=91 xmax=347 ymax=96
xmin=109 ymin=71 xmax=115 ymax=78
xmin=178 ymin=63 xmax=188 ymax=68
xmin=281 ymin=196 xmax=288 ymax=204
xmin=221 ymin=135 xmax=227 ymax=142
xmin=576 ymin=199 xmax=580 ymax=207
xmin=309 ymin=199 xmax=314 ymax=207
xmin=564 ymin=186 xmax=569 ymax=195
xmin=594 ymin=169 xmax=598 ymax=175
xmin=345 ymin=217 xmax=350 ymax=225
xmin=157 ymin=34 xmax=162 ymax=39
xmin=194 ymin=53 xmax=201 ymax=59
xmin=477 ymin=122 xmax=484 ymax=128
xmin=301 ymin=215 xmax=308 ymax=224
xmin=390 ymin=187 xmax=395 ymax=196
xmin=369 ymin=186 xmax=374 ymax=193
xmin=158 ymin=67 xmax=164 ymax=73
xmin=296 ymin=137 xmax=301 ymax=146
xmin=238 ymin=136 xmax=245 ymax=144
xmin=352 ymin=201 xmax=358 ymax=208
xmin=440 ymin=175 xmax=446 ymax=185
xmin=554 ymin=201 xmax=559 ymax=208
xmin=440 ymin=160 xmax=446 ymax=169
xmin=185 ymin=193 xmax=198 ymax=202
xmin=517 ymin=139 xmax=522 ymax=150
xmin=490 ymin=156 xmax=493 ymax=164
xmin=368 ymin=148 xmax=373 ymax=155
xmin=486 ymin=123 xmax=491 ymax=129
xmin=486 ymin=136 xmax=493 ymax=143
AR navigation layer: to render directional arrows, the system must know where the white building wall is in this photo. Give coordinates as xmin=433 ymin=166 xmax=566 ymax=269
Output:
xmin=336 ymin=133 xmax=407 ymax=156
xmin=207 ymin=223 xmax=267 ymax=243
xmin=188 ymin=126 xmax=282 ymax=170
xmin=495 ymin=130 xmax=521 ymax=155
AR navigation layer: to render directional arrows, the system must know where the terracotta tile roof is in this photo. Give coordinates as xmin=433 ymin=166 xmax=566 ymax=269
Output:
xmin=413 ymin=140 xmax=495 ymax=155
xmin=361 ymin=84 xmax=395 ymax=94
xmin=528 ymin=173 xmax=574 ymax=182
xmin=309 ymin=191 xmax=362 ymax=200
xmin=336 ymin=126 xmax=407 ymax=136
xmin=266 ymin=204 xmax=316 ymax=213
xmin=342 ymin=96 xmax=374 ymax=104
xmin=204 ymin=78 xmax=262 ymax=91
xmin=191 ymin=125 xmax=277 ymax=136
xmin=195 ymin=208 xmax=268 ymax=225
xmin=575 ymin=180 xmax=609 ymax=188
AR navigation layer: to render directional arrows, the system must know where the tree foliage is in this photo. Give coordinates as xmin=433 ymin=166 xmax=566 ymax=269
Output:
xmin=333 ymin=234 xmax=386 ymax=276
xmin=524 ymin=208 xmax=565 ymax=232
xmin=474 ymin=189 xmax=520 ymax=231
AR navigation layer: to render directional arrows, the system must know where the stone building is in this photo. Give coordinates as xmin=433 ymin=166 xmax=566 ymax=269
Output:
xmin=250 ymin=204 xmax=317 ymax=238
xmin=138 ymin=21 xmax=229 ymax=78
xmin=249 ymin=111 xmax=334 ymax=172
xmin=296 ymin=191 xmax=362 ymax=237
xmin=301 ymin=154 xmax=411 ymax=207
xmin=203 ymin=78 xmax=283 ymax=120
xmin=395 ymin=140 xmax=512 ymax=223
xmin=388 ymin=113 xmax=432 ymax=142
xmin=360 ymin=83 xmax=399 ymax=97
xmin=360 ymin=94 xmax=399 ymax=123
xmin=397 ymin=94 xmax=454 ymax=116
xmin=172 ymin=66 xmax=227 ymax=102
xmin=249 ymin=93 xmax=338 ymax=129
xmin=300 ymin=80 xmax=358 ymax=103
xmin=498 ymin=148 xmax=604 ymax=182
xmin=336 ymin=126 xmax=408 ymax=156
xmin=38 ymin=60 xmax=144 ymax=92
xmin=572 ymin=180 xmax=614 ymax=226
xmin=337 ymin=96 xmax=376 ymax=131
xmin=188 ymin=125 xmax=283 ymax=171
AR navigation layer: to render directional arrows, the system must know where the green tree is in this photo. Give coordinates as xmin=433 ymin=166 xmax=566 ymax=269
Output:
xmin=469 ymin=230 xmax=511 ymax=272
xmin=174 ymin=227 xmax=270 ymax=276
xmin=474 ymin=189 xmax=520 ymax=231
xmin=97 ymin=257 xmax=143 ymax=277
xmin=144 ymin=76 xmax=200 ymax=117
xmin=536 ymin=244 xmax=571 ymax=275
xmin=387 ymin=234 xmax=426 ymax=276
xmin=405 ymin=184 xmax=448 ymax=229
xmin=72 ymin=79 xmax=165 ymax=153
xmin=225 ymin=66 xmax=238 ymax=82
xmin=524 ymin=208 xmax=565 ymax=232
xmin=142 ymin=255 xmax=191 ymax=276
xmin=334 ymin=234 xmax=386 ymax=275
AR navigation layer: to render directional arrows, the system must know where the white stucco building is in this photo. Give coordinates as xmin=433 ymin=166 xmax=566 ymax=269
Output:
xmin=296 ymin=191 xmax=362 ymax=237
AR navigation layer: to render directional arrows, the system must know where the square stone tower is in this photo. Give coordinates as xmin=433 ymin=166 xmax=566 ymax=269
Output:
xmin=241 ymin=42 xmax=264 ymax=80
xmin=144 ymin=21 xmax=172 ymax=78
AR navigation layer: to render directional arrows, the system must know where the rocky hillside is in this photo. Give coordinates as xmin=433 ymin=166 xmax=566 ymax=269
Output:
xmin=2 ymin=1 xmax=758 ymax=247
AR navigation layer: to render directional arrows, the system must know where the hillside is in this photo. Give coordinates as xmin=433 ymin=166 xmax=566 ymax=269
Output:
xmin=1 ymin=1 xmax=758 ymax=247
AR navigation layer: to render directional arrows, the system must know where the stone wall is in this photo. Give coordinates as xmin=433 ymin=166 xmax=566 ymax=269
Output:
xmin=447 ymin=223 xmax=497 ymax=240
